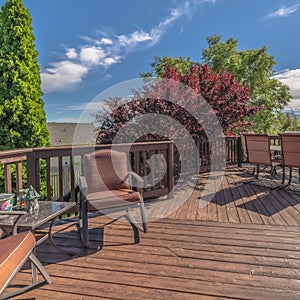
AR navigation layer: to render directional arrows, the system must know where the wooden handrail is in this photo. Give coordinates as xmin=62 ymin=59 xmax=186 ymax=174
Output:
xmin=0 ymin=136 xmax=262 ymax=200
xmin=24 ymin=141 xmax=175 ymax=201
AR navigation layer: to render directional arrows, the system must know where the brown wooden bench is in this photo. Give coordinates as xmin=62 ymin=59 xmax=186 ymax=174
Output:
xmin=0 ymin=231 xmax=51 ymax=299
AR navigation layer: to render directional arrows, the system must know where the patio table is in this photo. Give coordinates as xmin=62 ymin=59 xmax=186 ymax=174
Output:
xmin=0 ymin=201 xmax=76 ymax=254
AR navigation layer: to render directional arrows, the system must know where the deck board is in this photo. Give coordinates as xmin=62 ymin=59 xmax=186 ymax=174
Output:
xmin=8 ymin=216 xmax=300 ymax=300
xmin=168 ymin=166 xmax=300 ymax=226
xmin=4 ymin=166 xmax=300 ymax=299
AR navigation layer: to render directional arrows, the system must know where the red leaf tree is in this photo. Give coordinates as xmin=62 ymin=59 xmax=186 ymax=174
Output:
xmin=94 ymin=63 xmax=258 ymax=144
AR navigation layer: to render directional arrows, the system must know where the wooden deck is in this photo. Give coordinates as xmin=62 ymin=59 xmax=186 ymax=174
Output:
xmin=7 ymin=167 xmax=300 ymax=299
xmin=168 ymin=166 xmax=300 ymax=226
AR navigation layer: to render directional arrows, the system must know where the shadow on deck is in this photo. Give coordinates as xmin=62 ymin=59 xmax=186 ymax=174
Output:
xmin=8 ymin=166 xmax=300 ymax=299
xmin=167 ymin=166 xmax=300 ymax=226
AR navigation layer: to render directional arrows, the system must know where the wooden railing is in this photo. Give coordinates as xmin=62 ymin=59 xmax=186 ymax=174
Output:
xmin=0 ymin=148 xmax=32 ymax=193
xmin=1 ymin=141 xmax=174 ymax=201
xmin=0 ymin=136 xmax=256 ymax=201
xmin=269 ymin=135 xmax=281 ymax=146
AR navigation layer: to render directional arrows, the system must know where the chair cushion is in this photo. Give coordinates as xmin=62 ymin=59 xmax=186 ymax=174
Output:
xmin=87 ymin=189 xmax=141 ymax=211
xmin=84 ymin=149 xmax=130 ymax=194
xmin=0 ymin=231 xmax=35 ymax=292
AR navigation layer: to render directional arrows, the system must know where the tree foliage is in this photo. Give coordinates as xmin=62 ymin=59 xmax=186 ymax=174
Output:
xmin=272 ymin=112 xmax=300 ymax=133
xmin=140 ymin=56 xmax=193 ymax=78
xmin=95 ymin=63 xmax=256 ymax=144
xmin=202 ymin=35 xmax=292 ymax=133
xmin=0 ymin=0 xmax=50 ymax=150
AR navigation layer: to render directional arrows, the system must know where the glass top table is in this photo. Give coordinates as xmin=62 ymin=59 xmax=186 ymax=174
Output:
xmin=0 ymin=201 xmax=76 ymax=255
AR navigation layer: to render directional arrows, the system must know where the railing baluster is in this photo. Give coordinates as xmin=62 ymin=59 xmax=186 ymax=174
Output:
xmin=46 ymin=157 xmax=51 ymax=201
xmin=150 ymin=150 xmax=155 ymax=188
xmin=4 ymin=163 xmax=12 ymax=193
xmin=16 ymin=162 xmax=23 ymax=191
xmin=142 ymin=151 xmax=148 ymax=189
xmin=58 ymin=156 xmax=63 ymax=201
xmin=70 ymin=156 xmax=75 ymax=202
xmin=134 ymin=151 xmax=140 ymax=175
xmin=167 ymin=143 xmax=174 ymax=198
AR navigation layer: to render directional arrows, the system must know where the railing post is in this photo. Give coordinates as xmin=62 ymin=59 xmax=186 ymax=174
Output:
xmin=26 ymin=151 xmax=39 ymax=191
xmin=4 ymin=164 xmax=12 ymax=193
xmin=16 ymin=162 xmax=23 ymax=191
xmin=237 ymin=136 xmax=243 ymax=167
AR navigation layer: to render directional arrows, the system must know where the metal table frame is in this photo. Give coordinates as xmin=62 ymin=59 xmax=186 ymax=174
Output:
xmin=0 ymin=201 xmax=76 ymax=255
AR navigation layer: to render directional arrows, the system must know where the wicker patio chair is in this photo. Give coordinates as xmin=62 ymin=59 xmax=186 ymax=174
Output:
xmin=78 ymin=149 xmax=148 ymax=247
xmin=0 ymin=231 xmax=51 ymax=299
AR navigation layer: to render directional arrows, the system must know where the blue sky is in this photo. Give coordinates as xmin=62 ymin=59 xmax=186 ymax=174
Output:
xmin=1 ymin=0 xmax=300 ymax=122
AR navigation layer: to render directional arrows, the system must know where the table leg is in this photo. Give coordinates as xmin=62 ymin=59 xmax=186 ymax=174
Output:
xmin=48 ymin=217 xmax=75 ymax=256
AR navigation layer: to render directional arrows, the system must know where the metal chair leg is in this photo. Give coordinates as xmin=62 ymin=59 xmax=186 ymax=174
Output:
xmin=281 ymin=166 xmax=285 ymax=184
xmin=0 ymin=253 xmax=51 ymax=300
xmin=125 ymin=202 xmax=148 ymax=233
xmin=288 ymin=167 xmax=293 ymax=185
xmin=78 ymin=198 xmax=89 ymax=248
xmin=255 ymin=164 xmax=259 ymax=179
xmin=139 ymin=201 xmax=148 ymax=233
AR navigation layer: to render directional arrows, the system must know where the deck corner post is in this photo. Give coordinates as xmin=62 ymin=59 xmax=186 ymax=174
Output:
xmin=237 ymin=136 xmax=243 ymax=167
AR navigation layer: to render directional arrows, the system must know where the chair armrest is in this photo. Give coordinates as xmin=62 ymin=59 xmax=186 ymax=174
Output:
xmin=127 ymin=172 xmax=144 ymax=189
xmin=79 ymin=176 xmax=88 ymax=190
xmin=79 ymin=176 xmax=87 ymax=188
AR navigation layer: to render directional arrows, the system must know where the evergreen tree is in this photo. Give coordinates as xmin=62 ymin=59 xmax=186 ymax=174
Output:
xmin=0 ymin=0 xmax=50 ymax=150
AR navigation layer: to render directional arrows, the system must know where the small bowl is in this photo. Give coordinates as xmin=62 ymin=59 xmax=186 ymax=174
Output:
xmin=0 ymin=193 xmax=15 ymax=211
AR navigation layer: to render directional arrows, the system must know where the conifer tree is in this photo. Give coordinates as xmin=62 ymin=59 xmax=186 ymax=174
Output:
xmin=0 ymin=0 xmax=50 ymax=150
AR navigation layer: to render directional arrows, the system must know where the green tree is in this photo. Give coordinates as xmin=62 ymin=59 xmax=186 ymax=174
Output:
xmin=0 ymin=0 xmax=50 ymax=150
xmin=140 ymin=55 xmax=193 ymax=78
xmin=202 ymin=35 xmax=291 ymax=133
xmin=272 ymin=112 xmax=300 ymax=133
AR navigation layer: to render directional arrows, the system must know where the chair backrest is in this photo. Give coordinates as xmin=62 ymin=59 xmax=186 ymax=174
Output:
xmin=280 ymin=133 xmax=300 ymax=168
xmin=83 ymin=149 xmax=130 ymax=194
xmin=244 ymin=134 xmax=272 ymax=165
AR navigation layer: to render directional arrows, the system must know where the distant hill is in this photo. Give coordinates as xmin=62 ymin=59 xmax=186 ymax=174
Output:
xmin=283 ymin=109 xmax=300 ymax=120
xmin=46 ymin=122 xmax=96 ymax=146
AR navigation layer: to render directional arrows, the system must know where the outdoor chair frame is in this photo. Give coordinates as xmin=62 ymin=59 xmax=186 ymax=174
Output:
xmin=279 ymin=133 xmax=300 ymax=185
xmin=78 ymin=149 xmax=148 ymax=248
xmin=244 ymin=133 xmax=282 ymax=181
xmin=0 ymin=231 xmax=51 ymax=299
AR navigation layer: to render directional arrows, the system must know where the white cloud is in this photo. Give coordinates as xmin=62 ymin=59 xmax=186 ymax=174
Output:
xmin=118 ymin=31 xmax=152 ymax=46
xmin=264 ymin=4 xmax=300 ymax=19
xmin=104 ymin=73 xmax=113 ymax=81
xmin=273 ymin=69 xmax=300 ymax=110
xmin=41 ymin=61 xmax=88 ymax=93
xmin=66 ymin=48 xmax=78 ymax=59
xmin=41 ymin=0 xmax=214 ymax=94
xmin=273 ymin=69 xmax=300 ymax=98
xmin=103 ymin=57 xmax=118 ymax=66
xmin=66 ymin=101 xmax=107 ymax=112
xmin=79 ymin=46 xmax=106 ymax=66
xmin=99 ymin=37 xmax=113 ymax=45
